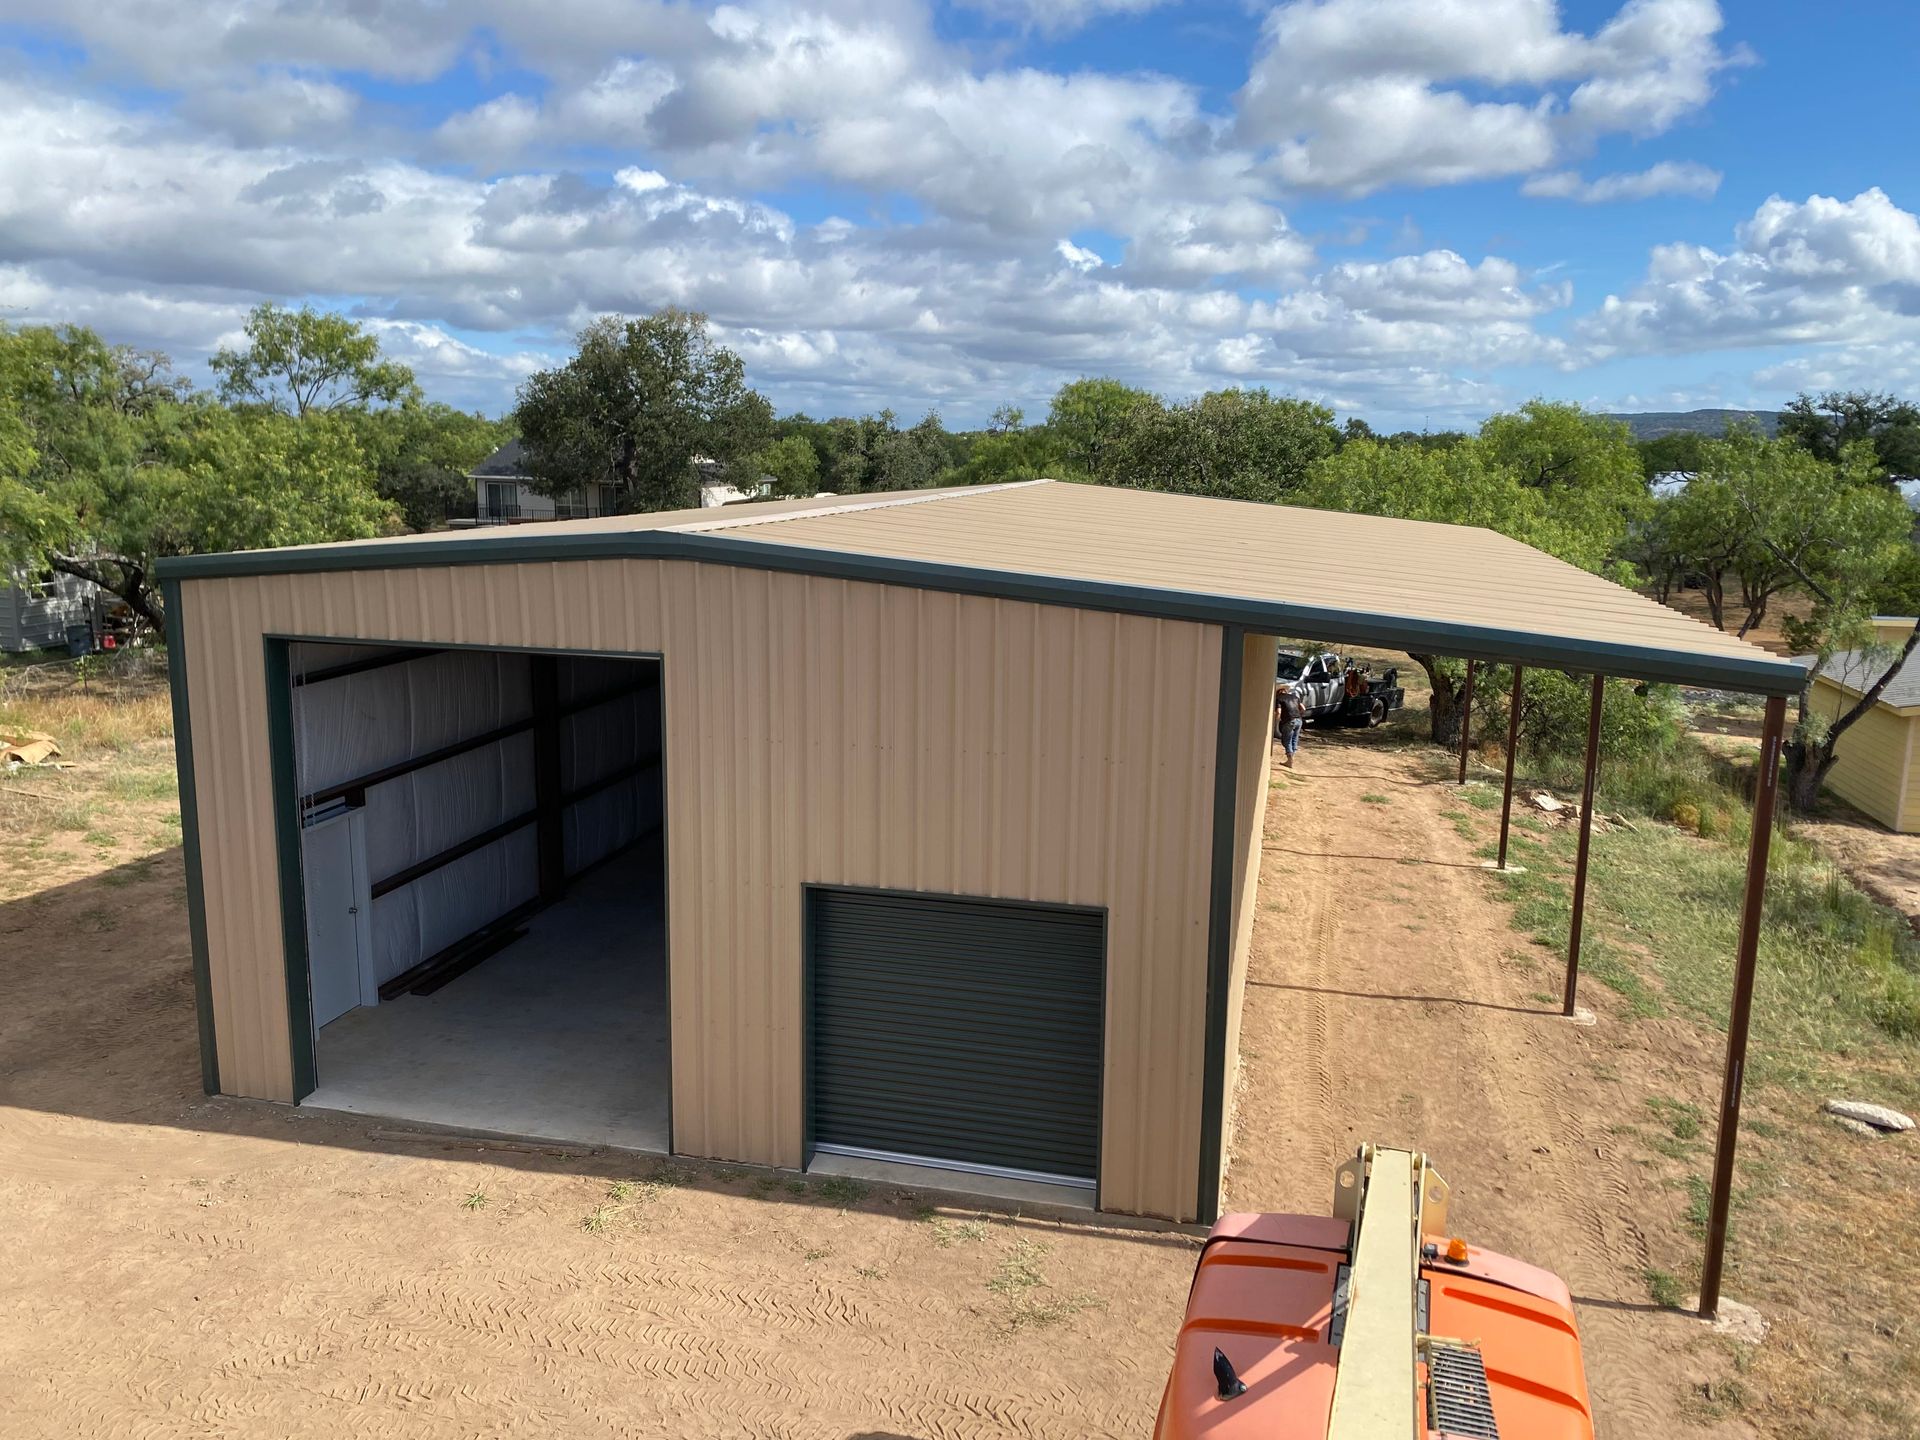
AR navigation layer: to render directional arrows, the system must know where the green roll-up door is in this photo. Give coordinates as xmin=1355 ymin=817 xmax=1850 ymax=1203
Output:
xmin=808 ymin=889 xmax=1105 ymax=1186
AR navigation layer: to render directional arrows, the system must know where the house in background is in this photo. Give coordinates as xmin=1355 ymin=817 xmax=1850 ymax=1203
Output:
xmin=1 ymin=571 xmax=100 ymax=654
xmin=1804 ymin=632 xmax=1920 ymax=832
xmin=460 ymin=441 xmax=770 ymax=526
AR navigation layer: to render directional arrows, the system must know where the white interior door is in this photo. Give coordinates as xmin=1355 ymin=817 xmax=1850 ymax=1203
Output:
xmin=303 ymin=808 xmax=371 ymax=1028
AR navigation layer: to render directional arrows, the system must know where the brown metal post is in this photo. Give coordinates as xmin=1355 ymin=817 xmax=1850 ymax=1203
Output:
xmin=1456 ymin=660 xmax=1476 ymax=784
xmin=1495 ymin=665 xmax=1524 ymax=870
xmin=1563 ymin=673 xmax=1605 ymax=1015
xmin=1698 ymin=693 xmax=1787 ymax=1319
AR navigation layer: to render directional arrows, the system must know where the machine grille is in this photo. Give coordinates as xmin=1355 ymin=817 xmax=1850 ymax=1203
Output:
xmin=1427 ymin=1343 xmax=1500 ymax=1438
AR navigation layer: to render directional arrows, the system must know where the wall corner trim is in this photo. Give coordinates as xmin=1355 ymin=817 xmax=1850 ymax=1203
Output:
xmin=1196 ymin=624 xmax=1245 ymax=1225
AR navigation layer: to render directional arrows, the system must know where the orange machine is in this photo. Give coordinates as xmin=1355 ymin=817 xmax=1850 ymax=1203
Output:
xmin=1156 ymin=1146 xmax=1593 ymax=1440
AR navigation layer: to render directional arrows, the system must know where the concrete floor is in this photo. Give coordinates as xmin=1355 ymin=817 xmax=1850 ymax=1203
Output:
xmin=304 ymin=855 xmax=668 ymax=1151
xmin=806 ymin=1150 xmax=1094 ymax=1211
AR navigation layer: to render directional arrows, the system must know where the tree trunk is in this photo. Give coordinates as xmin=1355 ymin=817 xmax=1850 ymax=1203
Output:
xmin=1784 ymin=741 xmax=1838 ymax=813
xmin=50 ymin=553 xmax=167 ymax=642
xmin=1784 ymin=617 xmax=1920 ymax=811
xmin=1409 ymin=652 xmax=1463 ymax=744
xmin=1702 ymin=572 xmax=1725 ymax=630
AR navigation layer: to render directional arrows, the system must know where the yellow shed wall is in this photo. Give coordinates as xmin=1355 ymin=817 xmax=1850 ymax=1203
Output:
xmin=1809 ymin=677 xmax=1915 ymax=831
xmin=179 ymin=560 xmax=1222 ymax=1219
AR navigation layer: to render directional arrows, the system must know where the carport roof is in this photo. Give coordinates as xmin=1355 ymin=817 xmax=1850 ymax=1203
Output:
xmin=156 ymin=478 xmax=1806 ymax=695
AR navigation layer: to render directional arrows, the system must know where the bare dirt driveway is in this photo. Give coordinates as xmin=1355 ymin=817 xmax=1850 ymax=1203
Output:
xmin=1230 ymin=729 xmax=1757 ymax=1440
xmin=0 ymin=679 xmax=1847 ymax=1438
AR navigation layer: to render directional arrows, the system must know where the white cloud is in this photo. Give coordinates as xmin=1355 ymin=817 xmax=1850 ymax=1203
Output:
xmin=1056 ymin=239 xmax=1104 ymax=272
xmin=0 ymin=75 xmax=1569 ymax=426
xmin=1237 ymin=0 xmax=1740 ymax=195
xmin=1582 ymin=188 xmax=1920 ymax=364
xmin=1522 ymin=160 xmax=1722 ymax=202
xmin=178 ymin=72 xmax=361 ymax=146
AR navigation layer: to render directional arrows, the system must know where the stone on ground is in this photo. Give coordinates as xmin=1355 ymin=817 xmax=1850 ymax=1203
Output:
xmin=1824 ymin=1099 xmax=1914 ymax=1132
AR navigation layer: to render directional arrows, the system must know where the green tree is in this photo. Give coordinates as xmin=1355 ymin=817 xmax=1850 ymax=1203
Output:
xmin=1620 ymin=496 xmax=1689 ymax=605
xmin=948 ymin=424 xmax=1067 ymax=485
xmin=514 ymin=310 xmax=772 ymax=513
xmin=1636 ymin=431 xmax=1710 ymax=482
xmin=1 ymin=323 xmax=390 ymax=637
xmin=211 ymin=302 xmax=418 ymax=416
xmin=749 ymin=434 xmax=821 ymax=498
xmin=1046 ymin=377 xmax=1154 ymax=477
xmin=1300 ymin=436 xmax=1607 ymax=741
xmin=1101 ymin=387 xmax=1336 ymax=501
xmin=1478 ymin=401 xmax=1647 ymax=565
xmin=1780 ymin=390 xmax=1920 ymax=479
xmin=357 ymin=403 xmax=514 ymax=532
xmin=1671 ymin=429 xmax=1911 ymax=635
xmin=1383 ymin=430 xmax=1468 ymax=451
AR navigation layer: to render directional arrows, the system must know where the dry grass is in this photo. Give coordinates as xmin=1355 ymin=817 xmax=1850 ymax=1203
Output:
xmin=1466 ymin=730 xmax=1920 ymax=1438
xmin=0 ymin=652 xmax=179 ymax=901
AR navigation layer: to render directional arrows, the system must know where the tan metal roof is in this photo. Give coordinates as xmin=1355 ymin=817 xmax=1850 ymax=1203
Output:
xmin=156 ymin=478 xmax=1805 ymax=694
xmin=697 ymin=481 xmax=1802 ymax=693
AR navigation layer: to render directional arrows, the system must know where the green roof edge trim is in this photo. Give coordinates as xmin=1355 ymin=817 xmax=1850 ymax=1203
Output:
xmin=155 ymin=529 xmax=1809 ymax=696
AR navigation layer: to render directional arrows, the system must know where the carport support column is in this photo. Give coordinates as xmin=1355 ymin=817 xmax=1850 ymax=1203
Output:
xmin=530 ymin=655 xmax=566 ymax=905
xmin=1698 ymin=693 xmax=1786 ymax=1320
xmin=1495 ymin=665 xmax=1524 ymax=870
xmin=1456 ymin=660 xmax=1476 ymax=785
xmin=1563 ymin=673 xmax=1604 ymax=1016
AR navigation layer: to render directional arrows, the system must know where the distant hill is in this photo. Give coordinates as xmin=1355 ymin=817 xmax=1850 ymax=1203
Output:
xmin=1606 ymin=408 xmax=1781 ymax=440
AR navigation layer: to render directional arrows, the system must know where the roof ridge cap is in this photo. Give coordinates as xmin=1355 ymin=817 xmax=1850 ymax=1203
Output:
xmin=661 ymin=478 xmax=1052 ymax=534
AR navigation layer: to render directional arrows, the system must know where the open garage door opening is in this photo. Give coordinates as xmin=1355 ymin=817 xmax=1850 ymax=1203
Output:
xmin=285 ymin=641 xmax=668 ymax=1152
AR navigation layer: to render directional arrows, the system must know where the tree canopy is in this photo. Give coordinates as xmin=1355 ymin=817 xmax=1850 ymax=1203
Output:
xmin=1 ymin=322 xmax=393 ymax=634
xmin=212 ymin=302 xmax=418 ymax=417
xmin=1779 ymin=390 xmax=1920 ymax=479
xmin=514 ymin=310 xmax=772 ymax=513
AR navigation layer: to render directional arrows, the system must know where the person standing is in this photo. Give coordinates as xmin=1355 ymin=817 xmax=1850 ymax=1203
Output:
xmin=1275 ymin=683 xmax=1305 ymax=768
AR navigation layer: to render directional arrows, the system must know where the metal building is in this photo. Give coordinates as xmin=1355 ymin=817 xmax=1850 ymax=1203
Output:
xmin=159 ymin=479 xmax=1802 ymax=1224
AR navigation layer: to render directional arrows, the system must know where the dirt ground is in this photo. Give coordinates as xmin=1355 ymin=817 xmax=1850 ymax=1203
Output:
xmin=2 ymin=663 xmax=1911 ymax=1437
xmin=1790 ymin=813 xmax=1920 ymax=927
xmin=1232 ymin=731 xmax=1759 ymax=1437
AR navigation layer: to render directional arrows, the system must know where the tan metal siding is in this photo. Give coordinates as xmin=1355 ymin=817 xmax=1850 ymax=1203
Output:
xmin=1220 ymin=634 xmax=1278 ymax=1183
xmin=179 ymin=561 xmax=1220 ymax=1219
xmin=1809 ymin=677 xmax=1913 ymax=831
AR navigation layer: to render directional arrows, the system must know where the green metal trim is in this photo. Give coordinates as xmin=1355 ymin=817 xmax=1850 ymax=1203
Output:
xmin=162 ymin=580 xmax=220 ymax=1096
xmin=262 ymin=637 xmax=318 ymax=1101
xmin=156 ymin=529 xmax=1807 ymax=695
xmin=1196 ymin=625 xmax=1245 ymax=1226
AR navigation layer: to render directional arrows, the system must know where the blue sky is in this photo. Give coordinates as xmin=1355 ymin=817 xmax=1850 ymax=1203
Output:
xmin=3 ymin=0 xmax=1919 ymax=430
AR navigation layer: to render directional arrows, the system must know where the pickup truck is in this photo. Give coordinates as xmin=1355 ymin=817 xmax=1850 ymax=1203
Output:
xmin=1276 ymin=648 xmax=1406 ymax=730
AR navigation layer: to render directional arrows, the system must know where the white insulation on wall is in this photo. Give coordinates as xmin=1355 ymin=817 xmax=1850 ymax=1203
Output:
xmin=558 ymin=655 xmax=661 ymax=874
xmin=289 ymin=644 xmax=660 ymax=989
xmin=291 ymin=644 xmax=539 ymax=986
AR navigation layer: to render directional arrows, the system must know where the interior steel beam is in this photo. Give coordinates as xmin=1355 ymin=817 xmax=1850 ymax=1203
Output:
xmin=1456 ymin=659 xmax=1476 ymax=785
xmin=1698 ymin=693 xmax=1787 ymax=1319
xmin=1495 ymin=665 xmax=1524 ymax=871
xmin=1563 ymin=674 xmax=1605 ymax=1016
xmin=530 ymin=654 xmax=566 ymax=905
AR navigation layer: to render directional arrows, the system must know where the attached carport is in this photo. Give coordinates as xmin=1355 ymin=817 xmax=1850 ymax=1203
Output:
xmin=160 ymin=479 xmax=1802 ymax=1302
